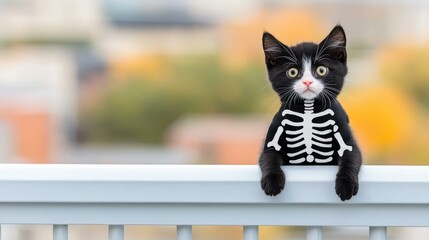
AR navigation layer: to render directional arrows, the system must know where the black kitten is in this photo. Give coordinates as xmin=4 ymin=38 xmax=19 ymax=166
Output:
xmin=259 ymin=25 xmax=362 ymax=201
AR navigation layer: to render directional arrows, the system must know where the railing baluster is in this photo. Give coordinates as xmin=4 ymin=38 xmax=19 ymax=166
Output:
xmin=243 ymin=225 xmax=258 ymax=240
xmin=307 ymin=226 xmax=323 ymax=240
xmin=369 ymin=227 xmax=387 ymax=240
xmin=53 ymin=225 xmax=68 ymax=240
xmin=109 ymin=225 xmax=124 ymax=240
xmin=177 ymin=225 xmax=192 ymax=240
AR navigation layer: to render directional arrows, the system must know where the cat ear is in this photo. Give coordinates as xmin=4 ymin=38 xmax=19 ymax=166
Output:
xmin=262 ymin=32 xmax=291 ymax=66
xmin=318 ymin=25 xmax=347 ymax=62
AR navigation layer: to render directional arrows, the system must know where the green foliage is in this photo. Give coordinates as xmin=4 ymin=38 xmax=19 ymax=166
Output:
xmin=83 ymin=54 xmax=271 ymax=144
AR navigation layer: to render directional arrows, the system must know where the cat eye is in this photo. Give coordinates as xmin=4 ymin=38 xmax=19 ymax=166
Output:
xmin=316 ymin=66 xmax=329 ymax=77
xmin=287 ymin=68 xmax=299 ymax=78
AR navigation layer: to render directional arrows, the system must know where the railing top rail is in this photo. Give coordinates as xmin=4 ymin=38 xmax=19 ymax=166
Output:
xmin=1 ymin=164 xmax=429 ymax=226
xmin=0 ymin=164 xmax=428 ymax=204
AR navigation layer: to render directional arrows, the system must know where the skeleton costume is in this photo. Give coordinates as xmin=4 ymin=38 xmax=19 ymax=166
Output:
xmin=264 ymin=99 xmax=353 ymax=165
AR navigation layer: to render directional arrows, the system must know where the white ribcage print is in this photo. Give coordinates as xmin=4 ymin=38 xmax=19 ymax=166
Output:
xmin=267 ymin=99 xmax=352 ymax=164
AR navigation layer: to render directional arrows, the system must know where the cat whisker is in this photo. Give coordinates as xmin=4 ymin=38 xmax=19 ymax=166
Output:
xmin=293 ymin=91 xmax=300 ymax=107
xmin=277 ymin=88 xmax=294 ymax=98
xmin=345 ymin=79 xmax=364 ymax=86
xmin=282 ymin=45 xmax=298 ymax=63
xmin=275 ymin=56 xmax=298 ymax=64
xmin=322 ymin=85 xmax=340 ymax=92
xmin=323 ymin=90 xmax=337 ymax=106
xmin=281 ymin=88 xmax=297 ymax=109
xmin=288 ymin=92 xmax=296 ymax=109
xmin=320 ymin=92 xmax=327 ymax=110
xmin=259 ymin=82 xmax=273 ymax=91
xmin=261 ymin=94 xmax=278 ymax=107
xmin=315 ymin=53 xmax=334 ymax=63
xmin=282 ymin=91 xmax=294 ymax=107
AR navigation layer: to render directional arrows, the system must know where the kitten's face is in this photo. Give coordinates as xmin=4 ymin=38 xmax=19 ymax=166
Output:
xmin=262 ymin=26 xmax=348 ymax=103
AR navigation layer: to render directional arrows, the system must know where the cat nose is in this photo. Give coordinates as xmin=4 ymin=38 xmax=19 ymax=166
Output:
xmin=303 ymin=80 xmax=313 ymax=87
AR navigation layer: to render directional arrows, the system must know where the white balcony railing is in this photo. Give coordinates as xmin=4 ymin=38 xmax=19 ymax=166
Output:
xmin=0 ymin=164 xmax=428 ymax=240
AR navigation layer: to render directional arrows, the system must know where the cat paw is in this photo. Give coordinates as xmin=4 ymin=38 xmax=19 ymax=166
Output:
xmin=261 ymin=171 xmax=285 ymax=196
xmin=335 ymin=176 xmax=359 ymax=201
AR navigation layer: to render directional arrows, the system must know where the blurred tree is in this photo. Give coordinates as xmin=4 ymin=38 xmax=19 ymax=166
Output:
xmin=374 ymin=43 xmax=429 ymax=164
xmin=80 ymin=8 xmax=329 ymax=145
xmin=340 ymin=42 xmax=429 ymax=164
xmin=82 ymin=54 xmax=269 ymax=144
xmin=341 ymin=86 xmax=418 ymax=164
xmin=378 ymin=44 xmax=429 ymax=109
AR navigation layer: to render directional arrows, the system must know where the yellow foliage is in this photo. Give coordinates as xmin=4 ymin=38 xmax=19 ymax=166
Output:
xmin=109 ymin=54 xmax=169 ymax=82
xmin=378 ymin=43 xmax=429 ymax=89
xmin=259 ymin=226 xmax=289 ymax=239
xmin=340 ymin=85 xmax=418 ymax=163
xmin=407 ymin=121 xmax=429 ymax=164
xmin=373 ymin=41 xmax=429 ymax=164
xmin=220 ymin=8 xmax=325 ymax=69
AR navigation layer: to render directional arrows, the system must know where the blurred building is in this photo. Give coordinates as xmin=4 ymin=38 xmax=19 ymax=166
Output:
xmin=0 ymin=48 xmax=76 ymax=163
xmin=166 ymin=114 xmax=269 ymax=164
xmin=0 ymin=106 xmax=51 ymax=163
xmin=0 ymin=0 xmax=102 ymax=39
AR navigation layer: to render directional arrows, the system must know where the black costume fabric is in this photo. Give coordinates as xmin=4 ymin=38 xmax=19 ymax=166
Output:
xmin=263 ymin=99 xmax=352 ymax=165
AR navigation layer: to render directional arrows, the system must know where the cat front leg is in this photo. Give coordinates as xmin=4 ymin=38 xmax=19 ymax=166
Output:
xmin=335 ymin=137 xmax=362 ymax=201
xmin=259 ymin=150 xmax=285 ymax=196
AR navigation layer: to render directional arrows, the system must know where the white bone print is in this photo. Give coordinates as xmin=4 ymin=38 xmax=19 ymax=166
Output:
xmin=266 ymin=99 xmax=353 ymax=164
xmin=267 ymin=126 xmax=283 ymax=151
xmin=333 ymin=125 xmax=353 ymax=157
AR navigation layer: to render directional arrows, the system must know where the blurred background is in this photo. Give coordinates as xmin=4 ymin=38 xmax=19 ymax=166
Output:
xmin=0 ymin=0 xmax=428 ymax=239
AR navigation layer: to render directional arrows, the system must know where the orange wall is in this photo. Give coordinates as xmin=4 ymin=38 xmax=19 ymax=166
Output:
xmin=0 ymin=107 xmax=51 ymax=163
xmin=168 ymin=135 xmax=263 ymax=165
xmin=217 ymin=140 xmax=261 ymax=165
